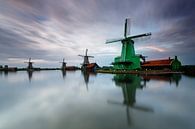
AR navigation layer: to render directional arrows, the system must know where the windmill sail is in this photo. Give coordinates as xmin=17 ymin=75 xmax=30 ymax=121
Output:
xmin=128 ymin=33 xmax=151 ymax=39
xmin=106 ymin=38 xmax=124 ymax=43
xmin=85 ymin=49 xmax=88 ymax=56
xmin=124 ymin=18 xmax=131 ymax=37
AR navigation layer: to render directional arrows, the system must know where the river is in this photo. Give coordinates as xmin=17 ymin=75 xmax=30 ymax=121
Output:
xmin=0 ymin=70 xmax=194 ymax=129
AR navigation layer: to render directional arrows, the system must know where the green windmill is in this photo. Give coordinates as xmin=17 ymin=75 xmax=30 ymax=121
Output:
xmin=106 ymin=18 xmax=151 ymax=70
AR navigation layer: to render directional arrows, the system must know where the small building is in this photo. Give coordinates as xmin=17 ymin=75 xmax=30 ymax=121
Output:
xmin=4 ymin=65 xmax=8 ymax=69
xmin=141 ymin=56 xmax=181 ymax=70
xmin=82 ymin=63 xmax=100 ymax=72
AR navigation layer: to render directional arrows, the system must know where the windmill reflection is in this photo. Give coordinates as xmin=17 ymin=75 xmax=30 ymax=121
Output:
xmin=142 ymin=74 xmax=182 ymax=87
xmin=113 ymin=74 xmax=143 ymax=106
xmin=27 ymin=70 xmax=33 ymax=82
xmin=61 ymin=70 xmax=66 ymax=79
xmin=0 ymin=71 xmax=2 ymax=77
xmin=109 ymin=74 xmax=153 ymax=126
xmin=4 ymin=71 xmax=8 ymax=77
xmin=81 ymin=71 xmax=96 ymax=91
xmin=109 ymin=73 xmax=182 ymax=126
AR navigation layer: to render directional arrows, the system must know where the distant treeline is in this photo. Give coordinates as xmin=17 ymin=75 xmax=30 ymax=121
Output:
xmin=181 ymin=65 xmax=195 ymax=76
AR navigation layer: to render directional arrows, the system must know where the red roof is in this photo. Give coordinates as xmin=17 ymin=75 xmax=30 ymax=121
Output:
xmin=142 ymin=59 xmax=173 ymax=67
xmin=86 ymin=63 xmax=96 ymax=69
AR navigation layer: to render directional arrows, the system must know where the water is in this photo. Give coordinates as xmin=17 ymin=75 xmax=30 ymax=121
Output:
xmin=0 ymin=70 xmax=195 ymax=129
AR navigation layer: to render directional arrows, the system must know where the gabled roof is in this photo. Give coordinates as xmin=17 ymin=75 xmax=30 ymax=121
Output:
xmin=86 ymin=63 xmax=100 ymax=69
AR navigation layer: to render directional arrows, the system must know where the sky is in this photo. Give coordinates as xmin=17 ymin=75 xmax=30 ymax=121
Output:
xmin=0 ymin=0 xmax=195 ymax=67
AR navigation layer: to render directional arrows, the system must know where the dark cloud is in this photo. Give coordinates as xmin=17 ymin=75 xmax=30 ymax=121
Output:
xmin=138 ymin=0 xmax=195 ymax=64
xmin=10 ymin=0 xmax=47 ymax=12
xmin=159 ymin=0 xmax=195 ymax=19
xmin=0 ymin=27 xmax=48 ymax=59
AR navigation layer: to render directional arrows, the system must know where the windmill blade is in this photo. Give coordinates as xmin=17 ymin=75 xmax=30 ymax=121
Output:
xmin=128 ymin=32 xmax=151 ymax=39
xmin=24 ymin=58 xmax=34 ymax=63
xmin=88 ymin=56 xmax=94 ymax=58
xmin=108 ymin=100 xmax=153 ymax=112
xmin=132 ymin=104 xmax=154 ymax=112
xmin=85 ymin=49 xmax=88 ymax=56
xmin=60 ymin=58 xmax=65 ymax=63
xmin=106 ymin=38 xmax=124 ymax=44
xmin=107 ymin=100 xmax=124 ymax=106
xmin=59 ymin=61 xmax=66 ymax=63
xmin=78 ymin=54 xmax=84 ymax=57
xmin=137 ymin=54 xmax=148 ymax=59
xmin=24 ymin=61 xmax=34 ymax=63
xmin=124 ymin=18 xmax=131 ymax=38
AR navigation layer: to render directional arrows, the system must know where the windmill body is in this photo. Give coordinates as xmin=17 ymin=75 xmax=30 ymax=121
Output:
xmin=83 ymin=56 xmax=90 ymax=65
xmin=106 ymin=18 xmax=151 ymax=70
xmin=78 ymin=49 xmax=99 ymax=71
xmin=24 ymin=58 xmax=34 ymax=71
xmin=28 ymin=62 xmax=33 ymax=69
xmin=60 ymin=58 xmax=66 ymax=70
xmin=113 ymin=39 xmax=140 ymax=70
xmin=79 ymin=49 xmax=93 ymax=65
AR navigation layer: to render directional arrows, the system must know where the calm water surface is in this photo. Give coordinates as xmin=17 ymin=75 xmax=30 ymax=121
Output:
xmin=0 ymin=71 xmax=195 ymax=129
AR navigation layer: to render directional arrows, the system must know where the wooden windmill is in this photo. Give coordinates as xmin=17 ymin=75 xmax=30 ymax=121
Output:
xmin=106 ymin=18 xmax=151 ymax=70
xmin=78 ymin=49 xmax=94 ymax=70
xmin=60 ymin=58 xmax=66 ymax=70
xmin=24 ymin=58 xmax=34 ymax=70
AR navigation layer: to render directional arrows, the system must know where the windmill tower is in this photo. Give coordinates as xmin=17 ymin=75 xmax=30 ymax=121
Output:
xmin=24 ymin=58 xmax=34 ymax=70
xmin=60 ymin=58 xmax=66 ymax=70
xmin=78 ymin=49 xmax=94 ymax=69
xmin=106 ymin=18 xmax=151 ymax=70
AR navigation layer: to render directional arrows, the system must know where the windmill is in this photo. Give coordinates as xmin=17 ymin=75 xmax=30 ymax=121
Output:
xmin=78 ymin=49 xmax=94 ymax=70
xmin=60 ymin=58 xmax=66 ymax=70
xmin=24 ymin=58 xmax=34 ymax=70
xmin=106 ymin=18 xmax=151 ymax=70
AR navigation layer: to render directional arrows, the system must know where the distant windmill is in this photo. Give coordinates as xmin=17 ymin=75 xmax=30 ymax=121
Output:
xmin=60 ymin=58 xmax=66 ymax=70
xmin=24 ymin=58 xmax=34 ymax=70
xmin=106 ymin=18 xmax=151 ymax=70
xmin=78 ymin=49 xmax=94 ymax=69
